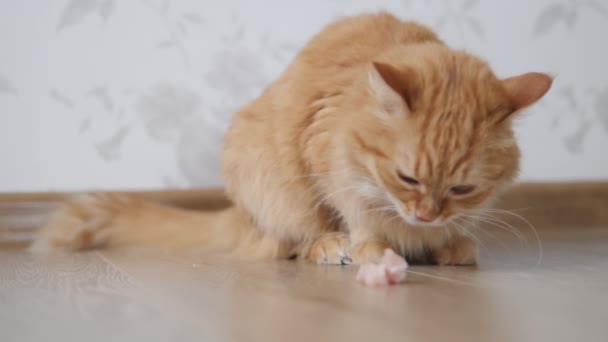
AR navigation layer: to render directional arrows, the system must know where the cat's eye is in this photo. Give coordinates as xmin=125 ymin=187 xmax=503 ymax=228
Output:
xmin=397 ymin=172 xmax=420 ymax=186
xmin=449 ymin=185 xmax=476 ymax=196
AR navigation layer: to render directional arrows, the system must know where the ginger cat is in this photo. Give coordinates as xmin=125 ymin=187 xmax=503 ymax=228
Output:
xmin=31 ymin=12 xmax=552 ymax=265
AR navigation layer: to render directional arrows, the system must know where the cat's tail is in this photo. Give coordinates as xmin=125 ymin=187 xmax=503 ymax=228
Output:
xmin=28 ymin=193 xmax=293 ymax=259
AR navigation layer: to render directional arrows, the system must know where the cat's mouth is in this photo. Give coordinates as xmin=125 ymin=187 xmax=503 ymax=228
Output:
xmin=384 ymin=193 xmax=445 ymax=227
xmin=402 ymin=215 xmax=445 ymax=228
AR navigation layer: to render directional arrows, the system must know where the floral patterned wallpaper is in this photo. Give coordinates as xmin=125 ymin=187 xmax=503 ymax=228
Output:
xmin=0 ymin=0 xmax=607 ymax=192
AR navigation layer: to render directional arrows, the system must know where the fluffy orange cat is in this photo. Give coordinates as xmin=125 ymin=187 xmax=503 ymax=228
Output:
xmin=31 ymin=12 xmax=552 ymax=265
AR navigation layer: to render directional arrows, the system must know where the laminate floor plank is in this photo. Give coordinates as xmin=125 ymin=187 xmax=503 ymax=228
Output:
xmin=1 ymin=226 xmax=607 ymax=342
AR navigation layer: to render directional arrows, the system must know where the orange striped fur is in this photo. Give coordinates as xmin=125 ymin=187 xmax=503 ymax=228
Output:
xmin=32 ymin=12 xmax=552 ymax=265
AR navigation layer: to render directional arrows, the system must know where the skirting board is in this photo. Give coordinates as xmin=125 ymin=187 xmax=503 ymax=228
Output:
xmin=0 ymin=182 xmax=606 ymax=246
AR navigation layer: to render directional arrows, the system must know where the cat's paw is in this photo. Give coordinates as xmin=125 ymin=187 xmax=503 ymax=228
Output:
xmin=351 ymin=240 xmax=392 ymax=264
xmin=432 ymin=235 xmax=478 ymax=265
xmin=29 ymin=194 xmax=129 ymax=253
xmin=307 ymin=232 xmax=352 ymax=265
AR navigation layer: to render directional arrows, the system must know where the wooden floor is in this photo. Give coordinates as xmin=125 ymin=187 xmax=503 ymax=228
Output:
xmin=1 ymin=225 xmax=607 ymax=342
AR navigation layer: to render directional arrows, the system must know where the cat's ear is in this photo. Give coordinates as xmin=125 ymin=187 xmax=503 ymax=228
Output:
xmin=499 ymin=72 xmax=553 ymax=120
xmin=368 ymin=62 xmax=415 ymax=116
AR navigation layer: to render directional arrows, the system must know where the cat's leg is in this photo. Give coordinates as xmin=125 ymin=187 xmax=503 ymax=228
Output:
xmin=223 ymin=168 xmax=340 ymax=263
xmin=225 ymin=175 xmax=345 ymax=264
xmin=430 ymin=235 xmax=478 ymax=265
xmin=223 ymin=122 xmax=342 ymax=262
xmin=306 ymin=232 xmax=352 ymax=264
xmin=350 ymin=239 xmax=392 ymax=264
xmin=320 ymin=206 xmax=390 ymax=264
xmin=348 ymin=225 xmax=392 ymax=264
xmin=323 ymin=198 xmax=393 ymax=264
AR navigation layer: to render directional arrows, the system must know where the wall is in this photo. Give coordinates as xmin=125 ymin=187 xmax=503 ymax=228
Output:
xmin=1 ymin=0 xmax=607 ymax=192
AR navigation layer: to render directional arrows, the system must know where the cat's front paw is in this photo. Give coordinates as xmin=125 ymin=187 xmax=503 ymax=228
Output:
xmin=432 ymin=235 xmax=478 ymax=265
xmin=351 ymin=240 xmax=392 ymax=264
xmin=307 ymin=232 xmax=352 ymax=265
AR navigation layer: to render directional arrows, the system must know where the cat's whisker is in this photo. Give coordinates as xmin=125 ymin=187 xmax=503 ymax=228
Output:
xmin=385 ymin=212 xmax=405 ymax=226
xmin=471 ymin=208 xmax=543 ymax=265
xmin=456 ymin=216 xmax=507 ymax=247
xmin=453 ymin=217 xmax=511 ymax=257
xmin=460 ymin=214 xmax=525 ymax=246
xmin=447 ymin=220 xmax=489 ymax=257
xmin=480 ymin=207 xmax=534 ymax=214
xmin=294 ymin=169 xmax=362 ymax=182
xmin=469 ymin=210 xmax=529 ymax=246
xmin=402 ymin=269 xmax=477 ymax=287
xmin=359 ymin=205 xmax=397 ymax=215
xmin=313 ymin=184 xmax=363 ymax=211
xmin=460 ymin=213 xmax=527 ymax=246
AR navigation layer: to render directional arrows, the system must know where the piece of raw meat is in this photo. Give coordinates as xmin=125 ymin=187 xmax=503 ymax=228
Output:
xmin=355 ymin=248 xmax=408 ymax=286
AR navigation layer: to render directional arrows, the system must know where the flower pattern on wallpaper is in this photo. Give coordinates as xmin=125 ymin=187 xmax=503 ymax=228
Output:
xmin=57 ymin=0 xmax=115 ymax=31
xmin=44 ymin=0 xmax=287 ymax=187
xmin=434 ymin=0 xmax=484 ymax=41
xmin=531 ymin=0 xmax=608 ymax=154
xmin=534 ymin=0 xmax=607 ymax=35
xmin=135 ymin=82 xmax=201 ymax=143
xmin=44 ymin=82 xmax=133 ymax=161
xmin=144 ymin=0 xmax=209 ymax=68
xmin=0 ymin=0 xmax=606 ymax=190
xmin=0 ymin=73 xmax=17 ymax=96
xmin=541 ymin=84 xmax=608 ymax=153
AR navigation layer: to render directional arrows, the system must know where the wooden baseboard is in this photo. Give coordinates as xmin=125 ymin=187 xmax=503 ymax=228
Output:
xmin=496 ymin=182 xmax=608 ymax=229
xmin=1 ymin=182 xmax=606 ymax=246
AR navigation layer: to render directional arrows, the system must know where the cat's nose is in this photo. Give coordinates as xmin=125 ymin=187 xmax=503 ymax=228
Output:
xmin=415 ymin=213 xmax=435 ymax=222
xmin=415 ymin=199 xmax=440 ymax=223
